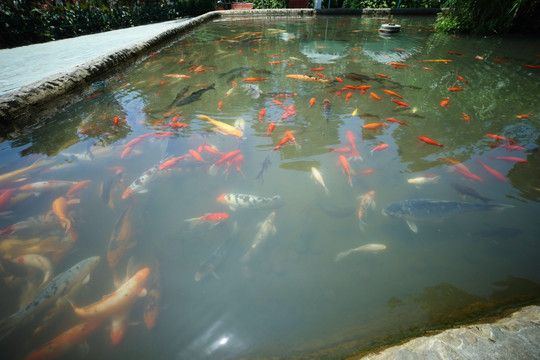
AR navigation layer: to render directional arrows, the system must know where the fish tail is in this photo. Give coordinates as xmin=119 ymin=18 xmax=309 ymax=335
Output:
xmin=185 ymin=217 xmax=202 ymax=227
xmin=335 ymin=251 xmax=350 ymax=262
xmin=208 ymin=164 xmax=218 ymax=176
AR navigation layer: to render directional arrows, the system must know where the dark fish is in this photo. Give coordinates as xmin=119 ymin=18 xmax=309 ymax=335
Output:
xmin=452 ymin=183 xmax=492 ymax=202
xmin=218 ymin=66 xmax=251 ymax=78
xmin=382 ymin=199 xmax=513 ymax=233
xmin=0 ymin=256 xmax=100 ymax=342
xmin=195 ymin=236 xmax=232 ymax=282
xmin=346 ymin=72 xmax=377 ymax=82
xmin=171 ymin=86 xmax=191 ymax=105
xmin=255 ymin=155 xmax=271 ymax=183
xmin=323 ymin=98 xmax=332 ymax=120
xmin=99 ymin=172 xmax=122 ymax=209
xmin=171 ymin=84 xmax=215 ymax=107
xmin=317 ymin=200 xmax=355 ymax=218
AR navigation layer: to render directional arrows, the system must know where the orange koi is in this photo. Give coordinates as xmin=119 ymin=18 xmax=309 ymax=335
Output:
xmin=186 ymin=213 xmax=229 ymax=224
xmin=72 ymin=268 xmax=151 ymax=319
xmin=52 ymin=196 xmax=78 ymax=232
xmin=370 ymin=143 xmax=389 ymax=153
xmin=382 ymin=89 xmax=403 ymax=99
xmin=501 ymin=144 xmax=526 ymax=151
xmin=439 ymin=98 xmax=450 ymax=107
xmin=486 ymin=133 xmax=513 ymax=143
xmin=346 ymin=130 xmax=362 ymax=160
xmin=113 ymin=116 xmax=120 ymax=126
xmin=338 ymin=155 xmax=354 ymax=187
xmin=385 ymin=117 xmax=407 ymax=126
xmin=280 ymin=105 xmax=297 ymax=121
xmin=197 ymin=144 xmax=221 ymax=157
xmin=274 ymin=131 xmax=296 ymax=150
xmin=66 ymin=180 xmax=91 ymax=198
xmin=418 ymin=136 xmax=444 ymax=147
xmin=188 ymin=149 xmax=204 ymax=162
xmin=0 ymin=188 xmax=15 ymax=210
xmin=309 ymin=97 xmax=316 ymax=107
xmin=329 ymin=146 xmax=351 ymax=154
xmin=286 ymin=74 xmax=330 ymax=83
xmin=335 ymin=77 xmax=344 ymax=82
xmin=388 ymin=62 xmax=409 ymax=69
xmin=516 ymin=113 xmax=530 ymax=119
xmin=369 ymin=92 xmax=382 ymax=101
xmin=477 ymin=160 xmax=507 ymax=182
xmin=214 ymin=150 xmax=241 ymax=167
xmin=419 ymin=59 xmax=453 ymax=63
xmin=345 ymin=92 xmax=353 ymax=102
xmin=258 ymin=108 xmax=267 ymax=123
xmin=375 ymin=73 xmax=391 ymax=79
xmin=456 ymin=74 xmax=466 ymax=82
xmin=268 ymin=60 xmax=283 ymax=65
xmin=217 ymin=100 xmax=223 ymax=110
xmin=310 ymin=67 xmax=325 ymax=71
xmin=362 ymin=122 xmax=387 ymax=130
xmin=266 ymin=122 xmax=276 ymax=135
xmin=455 ymin=167 xmax=483 ymax=182
xmin=159 ymin=155 xmax=187 ymax=171
xmin=344 ymin=85 xmax=371 ymax=92
xmin=493 ymin=156 xmax=527 ymax=164
xmin=242 ymin=77 xmax=267 ymax=82
xmin=392 ymin=99 xmax=410 ymax=107
xmin=448 ymin=86 xmax=463 ymax=92
xmin=462 ymin=113 xmax=471 ymax=122
xmin=314 ymin=72 xmax=325 ymax=78
xmin=24 ymin=320 xmax=102 ymax=360
xmin=272 ymin=99 xmax=284 ymax=107
xmin=524 ymin=64 xmax=540 ymax=69
xmin=168 ymin=121 xmax=188 ymax=129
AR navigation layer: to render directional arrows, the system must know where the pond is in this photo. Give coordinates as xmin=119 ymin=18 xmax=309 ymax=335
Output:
xmin=1 ymin=15 xmax=540 ymax=359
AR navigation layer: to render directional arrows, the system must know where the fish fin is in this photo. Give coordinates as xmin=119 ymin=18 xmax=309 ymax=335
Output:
xmin=406 ymin=220 xmax=418 ymax=233
xmin=137 ymin=189 xmax=148 ymax=194
xmin=228 ymin=205 xmax=237 ymax=212
xmin=212 ymin=271 xmax=220 ymax=280
xmin=82 ymin=274 xmax=91 ymax=285
xmin=335 ymin=251 xmax=349 ymax=262
xmin=139 ymin=288 xmax=148 ymax=297
xmin=67 ymin=198 xmax=80 ymax=205
xmin=185 ymin=218 xmax=201 ymax=227
xmin=324 ymin=187 xmax=330 ymax=195
xmin=208 ymin=164 xmax=218 ymax=176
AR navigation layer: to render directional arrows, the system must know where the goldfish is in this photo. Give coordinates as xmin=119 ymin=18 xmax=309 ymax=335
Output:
xmin=477 ymin=160 xmax=507 ymax=182
xmin=370 ymin=143 xmax=389 ymax=154
xmin=164 ymin=74 xmax=191 ymax=79
xmin=286 ymin=74 xmax=330 ymax=83
xmin=369 ymin=92 xmax=382 ymax=101
xmin=268 ymin=60 xmax=283 ymax=65
xmin=375 ymin=73 xmax=391 ymax=79
xmin=112 ymin=116 xmax=121 ymax=126
xmin=362 ymin=122 xmax=387 ymax=130
xmin=419 ymin=59 xmax=453 ymax=63
xmin=310 ymin=167 xmax=329 ymax=195
xmin=329 ymin=146 xmax=352 ymax=154
xmin=338 ymin=155 xmax=354 ymax=187
xmin=456 ymin=74 xmax=466 ymax=82
xmin=382 ymin=89 xmax=403 ymax=99
xmin=335 ymin=77 xmax=343 ymax=82
xmin=198 ymin=144 xmax=221 ymax=157
xmin=360 ymin=167 xmax=375 ymax=176
xmin=208 ymin=150 xmax=242 ymax=176
xmin=266 ymin=122 xmax=276 ymax=135
xmin=346 ymin=130 xmax=362 ymax=160
xmin=418 ymin=135 xmax=444 ymax=147
xmin=448 ymin=86 xmax=464 ymax=92
xmin=310 ymin=67 xmax=325 ymax=71
xmin=66 ymin=180 xmax=91 ymax=198
xmin=451 ymin=162 xmax=483 ymax=182
xmin=280 ymin=105 xmax=297 ymax=121
xmin=385 ymin=117 xmax=407 ymax=126
xmin=344 ymin=85 xmax=371 ymax=92
xmin=486 ymin=133 xmax=513 ymax=143
xmin=0 ymin=159 xmax=45 ymax=184
xmin=516 ymin=113 xmax=530 ymax=119
xmin=242 ymin=77 xmax=267 ymax=82
xmin=217 ymin=100 xmax=223 ymax=110
xmin=188 ymin=149 xmax=204 ymax=162
xmin=72 ymin=267 xmax=151 ymax=319
xmin=388 ymin=62 xmax=409 ymax=69
xmin=159 ymin=155 xmax=187 ymax=171
xmin=197 ymin=114 xmax=243 ymax=138
xmin=274 ymin=131 xmax=296 ymax=150
xmin=185 ymin=213 xmax=230 ymax=226
xmin=345 ymin=92 xmax=353 ymax=102
xmin=258 ymin=108 xmax=266 ymax=122
xmin=407 ymin=175 xmax=440 ymax=186
xmin=24 ymin=319 xmax=102 ymax=360
xmin=241 ymin=212 xmax=277 ymax=263
xmin=493 ymin=156 xmax=527 ymax=164
xmin=524 ymin=64 xmax=540 ymax=69
xmin=439 ymin=98 xmax=450 ymax=107
xmin=356 ymin=190 xmax=376 ymax=230
xmin=392 ymin=99 xmax=410 ymax=107
xmin=52 ymin=196 xmax=79 ymax=232
xmin=501 ymin=144 xmax=526 ymax=151
xmin=309 ymin=97 xmax=316 ymax=107
xmin=168 ymin=121 xmax=188 ymax=129
xmin=189 ymin=65 xmax=211 ymax=73
xmin=121 ymin=132 xmax=174 ymax=159
xmin=462 ymin=113 xmax=471 ymax=122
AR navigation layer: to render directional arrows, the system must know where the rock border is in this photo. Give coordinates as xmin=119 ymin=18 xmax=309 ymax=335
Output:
xmin=0 ymin=7 xmax=441 ymax=125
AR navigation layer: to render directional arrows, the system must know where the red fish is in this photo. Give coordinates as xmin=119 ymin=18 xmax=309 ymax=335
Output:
xmin=329 ymin=146 xmax=352 ymax=154
xmin=418 ymin=136 xmax=443 ymax=147
xmin=345 ymin=92 xmax=353 ymax=102
xmin=274 ymin=131 xmax=296 ymax=150
xmin=344 ymin=85 xmax=371 ymax=93
xmin=338 ymin=155 xmax=354 ymax=187
xmin=516 ymin=113 xmax=530 ymax=119
xmin=391 ymin=99 xmax=410 ymax=107
xmin=448 ymin=86 xmax=463 ymax=92
xmin=113 ymin=116 xmax=121 ymax=126
xmin=258 ymin=108 xmax=266 ymax=123
xmin=272 ymin=99 xmax=284 ymax=107
xmin=280 ymin=105 xmax=297 ymax=121
xmin=486 ymin=133 xmax=514 ymax=143
xmin=214 ymin=150 xmax=241 ymax=167
xmin=369 ymin=92 xmax=382 ymax=101
xmin=310 ymin=67 xmax=325 ymax=71
xmin=524 ymin=64 xmax=540 ymax=69
xmin=346 ymin=130 xmax=362 ymax=160
xmin=477 ymin=160 xmax=507 ymax=182
xmin=375 ymin=73 xmax=391 ymax=79
xmin=382 ymin=89 xmax=403 ymax=99
xmin=335 ymin=77 xmax=344 ymax=82
xmin=186 ymin=213 xmax=229 ymax=224
xmin=66 ymin=180 xmax=91 ymax=198
xmin=456 ymin=74 xmax=466 ymax=82
xmin=493 ymin=156 xmax=527 ymax=164
xmin=197 ymin=144 xmax=220 ymax=157
xmin=388 ymin=62 xmax=409 ymax=69
xmin=462 ymin=113 xmax=471 ymax=122
xmin=268 ymin=60 xmax=283 ymax=65
xmin=455 ymin=167 xmax=483 ymax=182
xmin=309 ymin=97 xmax=316 ymax=107
xmin=501 ymin=144 xmax=526 ymax=152
xmin=362 ymin=122 xmax=387 ymax=130
xmin=266 ymin=122 xmax=276 ymax=135
xmin=159 ymin=155 xmax=187 ymax=171
xmin=370 ymin=143 xmax=389 ymax=153
xmin=188 ymin=149 xmax=204 ymax=162
xmin=242 ymin=77 xmax=267 ymax=82
xmin=385 ymin=117 xmax=407 ymax=126
xmin=217 ymin=100 xmax=223 ymax=110
xmin=439 ymin=98 xmax=450 ymax=107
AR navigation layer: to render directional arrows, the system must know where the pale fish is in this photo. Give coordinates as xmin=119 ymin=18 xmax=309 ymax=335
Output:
xmin=12 ymin=254 xmax=53 ymax=285
xmin=310 ymin=167 xmax=329 ymax=194
xmin=407 ymin=175 xmax=440 ymax=186
xmin=335 ymin=243 xmax=387 ymax=261
xmin=216 ymin=193 xmax=284 ymax=211
xmin=242 ymin=212 xmax=277 ymax=262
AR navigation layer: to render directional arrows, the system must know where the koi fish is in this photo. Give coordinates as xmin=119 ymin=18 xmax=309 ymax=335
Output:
xmin=216 ymin=193 xmax=283 ymax=211
xmin=501 ymin=144 xmax=526 ymax=151
xmin=418 ymin=136 xmax=443 ymax=147
xmin=370 ymin=143 xmax=389 ymax=154
xmin=285 ymin=74 xmax=330 ymax=83
xmin=448 ymin=86 xmax=463 ymax=92
xmin=0 ymin=188 xmax=15 ymax=210
xmin=268 ymin=60 xmax=283 ymax=65
xmin=0 ymin=159 xmax=45 ymax=184
xmin=493 ymin=156 xmax=527 ymax=164
xmin=242 ymin=77 xmax=267 ymax=82
xmin=310 ymin=67 xmax=325 ymax=71
xmin=188 ymin=149 xmax=204 ymax=162
xmin=486 ymin=133 xmax=514 ymax=143
xmin=344 ymin=85 xmax=371 ymax=93
xmin=455 ymin=166 xmax=483 ymax=182
xmin=266 ymin=122 xmax=276 ymax=135
xmin=121 ymin=165 xmax=159 ymax=199
xmin=362 ymin=122 xmax=387 ymax=130
xmin=19 ymin=180 xmax=76 ymax=192
xmin=66 ymin=180 xmax=91 ymax=198
xmin=335 ymin=77 xmax=343 ymax=82
xmin=462 ymin=113 xmax=471 ymax=122
xmin=477 ymin=160 xmax=507 ymax=182
xmin=407 ymin=175 xmax=440 ymax=185
xmin=375 ymin=73 xmax=391 ymax=79
xmin=439 ymin=98 xmax=450 ymax=107
xmin=516 ymin=114 xmax=530 ymax=119
xmin=208 ymin=150 xmax=242 ymax=176
xmin=241 ymin=211 xmax=277 ymax=263
xmin=107 ymin=206 xmax=135 ymax=269
xmin=280 ymin=105 xmax=297 ymax=121
xmin=0 ymin=214 xmax=56 ymax=236
xmin=369 ymin=92 xmax=382 ymax=101
xmin=189 ymin=65 xmax=211 ymax=73
xmin=52 ymin=196 xmax=79 ymax=232
xmin=381 ymin=89 xmax=402 ymax=99
xmin=345 ymin=130 xmax=362 ymax=160
xmin=356 ymin=190 xmax=376 ymax=230
xmin=197 ymin=114 xmax=243 ymax=138
xmin=72 ymin=267 xmax=151 ymax=319
xmin=385 ymin=117 xmax=407 ymax=126
xmin=345 ymin=92 xmax=353 ymax=102
xmin=335 ymin=243 xmax=386 ymax=261
xmin=159 ymin=155 xmax=187 ymax=171
xmin=392 ymin=99 xmax=410 ymax=107
xmin=419 ymin=59 xmax=453 ymax=63
xmin=185 ymin=213 xmax=229 ymax=226
xmin=308 ymin=97 xmax=316 ymax=107
xmin=338 ymin=155 xmax=354 ymax=187
xmin=164 ymin=74 xmax=191 ymax=79
xmin=524 ymin=64 xmax=540 ymax=69
xmin=388 ymin=62 xmax=409 ymax=69
xmin=329 ymin=146 xmax=352 ymax=154
xmin=258 ymin=108 xmax=266 ymax=122
xmin=274 ymin=131 xmax=296 ymax=150
xmin=13 ymin=254 xmax=53 ymax=285
xmin=310 ymin=167 xmax=329 ymax=195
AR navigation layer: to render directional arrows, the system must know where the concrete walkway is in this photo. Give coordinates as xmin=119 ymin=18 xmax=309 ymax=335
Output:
xmin=361 ymin=305 xmax=540 ymax=360
xmin=0 ymin=18 xmax=190 ymax=96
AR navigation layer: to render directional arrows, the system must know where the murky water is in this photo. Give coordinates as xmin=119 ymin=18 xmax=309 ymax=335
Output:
xmin=1 ymin=16 xmax=540 ymax=359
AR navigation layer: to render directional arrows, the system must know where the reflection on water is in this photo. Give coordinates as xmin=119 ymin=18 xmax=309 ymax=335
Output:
xmin=0 ymin=16 xmax=540 ymax=359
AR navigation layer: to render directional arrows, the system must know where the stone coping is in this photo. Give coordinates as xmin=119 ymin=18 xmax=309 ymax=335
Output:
xmin=0 ymin=8 xmax=439 ymax=125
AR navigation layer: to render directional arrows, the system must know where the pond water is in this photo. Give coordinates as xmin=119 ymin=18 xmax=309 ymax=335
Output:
xmin=1 ymin=16 xmax=540 ymax=359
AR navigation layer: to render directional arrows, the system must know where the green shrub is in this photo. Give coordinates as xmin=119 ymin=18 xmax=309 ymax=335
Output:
xmin=253 ymin=0 xmax=287 ymax=9
xmin=342 ymin=0 xmax=440 ymax=8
